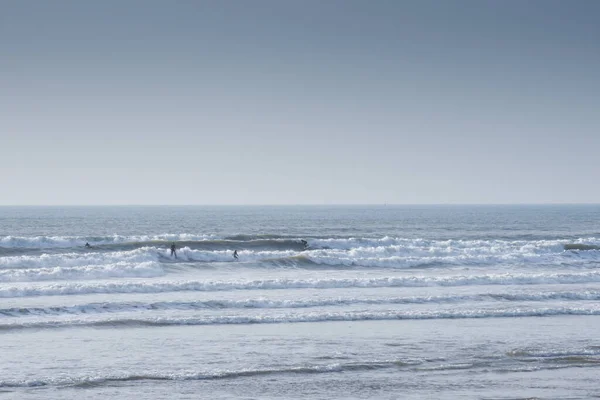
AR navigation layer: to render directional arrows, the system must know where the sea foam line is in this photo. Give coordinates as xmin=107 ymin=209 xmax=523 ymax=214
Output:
xmin=3 ymin=290 xmax=600 ymax=317
xmin=2 ymin=271 xmax=600 ymax=298
xmin=1 ymin=307 xmax=600 ymax=332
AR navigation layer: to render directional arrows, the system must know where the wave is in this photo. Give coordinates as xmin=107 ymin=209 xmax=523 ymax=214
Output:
xmin=310 ymin=237 xmax=600 ymax=261
xmin=4 ymin=245 xmax=600 ymax=274
xmin=507 ymin=347 xmax=600 ymax=359
xmin=4 ymin=290 xmax=600 ymax=317
xmin=0 ymin=234 xmax=309 ymax=252
xmin=3 ymin=345 xmax=598 ymax=389
xmin=165 ymin=248 xmax=301 ymax=263
xmin=224 ymin=234 xmax=292 ymax=240
xmin=3 ymin=270 xmax=600 ymax=298
xmin=4 ymin=236 xmax=600 ymax=269
xmin=564 ymin=244 xmax=600 ymax=251
xmin=0 ymin=351 xmax=600 ymax=389
xmin=3 ymin=234 xmax=600 ymax=273
xmin=0 ymin=247 xmax=306 ymax=272
xmin=0 ymin=248 xmax=159 ymax=270
xmin=0 ymin=261 xmax=164 ymax=282
xmin=3 ymin=233 xmax=600 ymax=252
xmin=0 ymin=360 xmax=413 ymax=388
xmin=0 ymin=234 xmax=216 ymax=249
xmin=144 ymin=239 xmax=305 ymax=252
xmin=2 ymin=306 xmax=600 ymax=331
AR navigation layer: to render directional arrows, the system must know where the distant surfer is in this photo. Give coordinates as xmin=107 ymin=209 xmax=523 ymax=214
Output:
xmin=301 ymin=239 xmax=308 ymax=249
xmin=233 ymin=250 xmax=238 ymax=260
xmin=170 ymin=243 xmax=177 ymax=258
xmin=84 ymin=242 xmax=91 ymax=248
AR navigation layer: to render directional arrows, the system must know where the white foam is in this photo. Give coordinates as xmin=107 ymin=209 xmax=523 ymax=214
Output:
xmin=0 ymin=247 xmax=159 ymax=270
xmin=0 ymin=261 xmax=164 ymax=282
xmin=0 ymin=234 xmax=216 ymax=248
xmin=308 ymin=237 xmax=600 ymax=266
xmin=316 ymin=236 xmax=600 ymax=250
xmin=2 ymin=306 xmax=600 ymax=331
xmin=169 ymin=247 xmax=298 ymax=263
xmin=2 ymin=236 xmax=600 ymax=270
xmin=169 ymin=240 xmax=600 ymax=268
xmin=2 ymin=243 xmax=598 ymax=272
xmin=3 ymin=270 xmax=600 ymax=298
xmin=4 ymin=290 xmax=600 ymax=317
xmin=0 ymin=363 xmax=350 ymax=388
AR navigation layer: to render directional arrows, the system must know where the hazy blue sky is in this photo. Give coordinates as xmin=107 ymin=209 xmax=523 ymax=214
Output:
xmin=1 ymin=0 xmax=599 ymax=205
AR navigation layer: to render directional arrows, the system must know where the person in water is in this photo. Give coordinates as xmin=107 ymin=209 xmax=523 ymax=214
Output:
xmin=170 ymin=243 xmax=177 ymax=258
xmin=233 ymin=250 xmax=238 ymax=260
xmin=85 ymin=242 xmax=91 ymax=248
xmin=301 ymin=239 xmax=308 ymax=249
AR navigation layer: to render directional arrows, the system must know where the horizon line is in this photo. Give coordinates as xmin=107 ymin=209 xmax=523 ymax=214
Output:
xmin=0 ymin=203 xmax=599 ymax=207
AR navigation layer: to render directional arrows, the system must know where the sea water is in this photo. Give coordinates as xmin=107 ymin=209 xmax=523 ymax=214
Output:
xmin=0 ymin=205 xmax=599 ymax=399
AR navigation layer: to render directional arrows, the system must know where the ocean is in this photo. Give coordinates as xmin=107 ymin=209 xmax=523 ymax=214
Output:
xmin=1 ymin=205 xmax=599 ymax=399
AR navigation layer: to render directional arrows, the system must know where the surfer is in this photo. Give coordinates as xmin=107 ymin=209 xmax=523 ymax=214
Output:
xmin=170 ymin=243 xmax=177 ymax=258
xmin=233 ymin=250 xmax=238 ymax=260
xmin=301 ymin=239 xmax=308 ymax=249
xmin=84 ymin=242 xmax=91 ymax=248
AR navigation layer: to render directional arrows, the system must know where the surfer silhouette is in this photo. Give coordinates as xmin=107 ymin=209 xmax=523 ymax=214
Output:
xmin=301 ymin=240 xmax=308 ymax=249
xmin=170 ymin=243 xmax=177 ymax=258
xmin=85 ymin=242 xmax=91 ymax=248
xmin=233 ymin=250 xmax=238 ymax=260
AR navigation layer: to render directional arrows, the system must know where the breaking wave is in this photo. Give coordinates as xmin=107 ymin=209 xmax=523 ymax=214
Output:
xmin=4 ymin=236 xmax=600 ymax=273
xmin=0 ymin=248 xmax=159 ymax=270
xmin=0 ymin=261 xmax=164 ymax=282
xmin=2 ymin=234 xmax=600 ymax=253
xmin=0 ymin=234 xmax=308 ymax=252
xmin=0 ymin=234 xmax=215 ymax=249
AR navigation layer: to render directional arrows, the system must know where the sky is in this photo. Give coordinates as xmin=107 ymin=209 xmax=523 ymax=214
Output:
xmin=1 ymin=0 xmax=599 ymax=205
